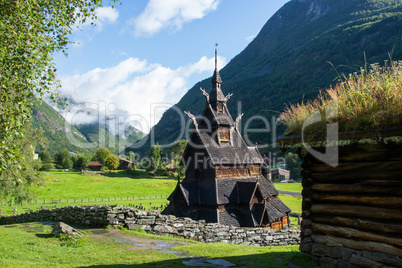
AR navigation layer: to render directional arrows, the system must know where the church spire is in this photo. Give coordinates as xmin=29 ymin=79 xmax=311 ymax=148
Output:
xmin=215 ymin=45 xmax=218 ymax=71
xmin=210 ymin=44 xmax=225 ymax=102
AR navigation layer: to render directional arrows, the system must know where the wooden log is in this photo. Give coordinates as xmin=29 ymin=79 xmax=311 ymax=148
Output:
xmin=333 ymin=143 xmax=402 ymax=162
xmin=310 ymin=160 xmax=402 ymax=173
xmin=301 ymin=158 xmax=315 ymax=168
xmin=311 ymin=223 xmax=402 ymax=248
xmin=311 ymin=193 xmax=402 ymax=209
xmin=338 ymin=151 xmax=402 ymax=162
xmin=310 ymin=204 xmax=402 ymax=221
xmin=302 ymin=210 xmax=311 ymax=218
xmin=301 ymin=219 xmax=312 ymax=227
xmin=310 ymin=183 xmax=402 ymax=195
xmin=300 ymin=237 xmax=313 ymax=253
xmin=303 ymin=228 xmax=313 ymax=237
xmin=311 ymin=171 xmax=402 ymax=183
xmin=301 ymin=187 xmax=313 ymax=197
xmin=300 ymin=169 xmax=312 ymax=178
xmin=302 ymin=197 xmax=313 ymax=210
xmin=302 ymin=178 xmax=313 ymax=187
xmin=311 ymin=234 xmax=402 ymax=258
xmin=362 ymin=179 xmax=402 ymax=186
xmin=311 ymin=215 xmax=402 ymax=235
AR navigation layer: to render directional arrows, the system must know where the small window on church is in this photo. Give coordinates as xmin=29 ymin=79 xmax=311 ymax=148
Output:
xmin=217 ymin=102 xmax=224 ymax=113
xmin=218 ymin=128 xmax=230 ymax=143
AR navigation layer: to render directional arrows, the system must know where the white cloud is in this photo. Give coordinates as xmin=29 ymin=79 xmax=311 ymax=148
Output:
xmin=96 ymin=7 xmax=119 ymax=23
xmin=245 ymin=34 xmax=257 ymax=43
xmin=71 ymin=6 xmax=119 ymax=45
xmin=73 ymin=6 xmax=119 ymax=31
xmin=130 ymin=0 xmax=220 ymax=37
xmin=60 ymin=55 xmax=226 ymax=133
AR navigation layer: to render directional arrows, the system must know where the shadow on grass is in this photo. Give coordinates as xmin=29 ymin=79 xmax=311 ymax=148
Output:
xmin=35 ymin=233 xmax=55 ymax=239
xmin=77 ymin=251 xmax=317 ymax=268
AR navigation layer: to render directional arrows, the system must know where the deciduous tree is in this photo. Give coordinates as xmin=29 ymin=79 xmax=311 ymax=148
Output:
xmin=105 ymin=154 xmax=119 ymax=170
xmin=0 ymin=0 xmax=117 ymax=201
xmin=147 ymin=143 xmax=166 ymax=176
xmin=93 ymin=147 xmax=112 ymax=163
xmin=284 ymin=152 xmax=301 ymax=180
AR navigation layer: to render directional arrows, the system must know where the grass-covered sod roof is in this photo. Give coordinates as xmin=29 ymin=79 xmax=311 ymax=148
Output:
xmin=279 ymin=61 xmax=402 ymax=136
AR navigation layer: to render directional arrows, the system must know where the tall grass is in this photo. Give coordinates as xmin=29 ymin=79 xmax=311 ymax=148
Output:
xmin=279 ymin=60 xmax=402 ymax=135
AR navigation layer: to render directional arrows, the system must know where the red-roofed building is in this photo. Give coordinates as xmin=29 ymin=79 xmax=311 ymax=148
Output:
xmin=88 ymin=161 xmax=103 ymax=171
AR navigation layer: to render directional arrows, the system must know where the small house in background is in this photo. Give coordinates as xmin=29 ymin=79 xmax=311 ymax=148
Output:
xmin=118 ymin=158 xmax=135 ymax=170
xmin=88 ymin=161 xmax=103 ymax=171
xmin=271 ymin=168 xmax=290 ymax=182
xmin=163 ymin=49 xmax=291 ymax=228
xmin=166 ymin=161 xmax=177 ymax=174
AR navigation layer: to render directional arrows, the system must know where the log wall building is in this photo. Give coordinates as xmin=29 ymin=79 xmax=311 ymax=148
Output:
xmin=279 ymin=136 xmax=402 ymax=267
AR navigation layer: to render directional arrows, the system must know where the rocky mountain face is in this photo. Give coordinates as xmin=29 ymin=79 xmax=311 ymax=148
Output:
xmin=31 ymin=100 xmax=94 ymax=156
xmin=132 ymin=0 xmax=402 ymax=156
xmin=31 ymin=100 xmax=144 ymax=156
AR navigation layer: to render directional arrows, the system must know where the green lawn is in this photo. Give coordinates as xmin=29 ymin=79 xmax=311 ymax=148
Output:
xmin=273 ymin=182 xmax=302 ymax=193
xmin=33 ymin=170 xmax=177 ymax=199
xmin=278 ymin=195 xmax=301 ymax=213
xmin=0 ymin=170 xmax=177 ymax=215
xmin=0 ymin=223 xmax=315 ymax=267
xmin=0 ymin=171 xmax=308 ymax=266
xmin=274 ymin=182 xmax=302 ymax=215
xmin=0 ymin=171 xmax=303 ymax=216
xmin=0 ymin=224 xmax=181 ymax=267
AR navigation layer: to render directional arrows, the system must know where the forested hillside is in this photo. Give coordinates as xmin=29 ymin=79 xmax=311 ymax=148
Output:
xmin=133 ymin=0 xmax=402 ymax=156
xmin=31 ymin=100 xmax=94 ymax=156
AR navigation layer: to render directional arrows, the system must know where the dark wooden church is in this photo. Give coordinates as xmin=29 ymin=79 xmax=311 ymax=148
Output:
xmin=163 ymin=50 xmax=291 ymax=228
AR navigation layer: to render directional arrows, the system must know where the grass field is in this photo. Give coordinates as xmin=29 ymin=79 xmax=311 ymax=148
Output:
xmin=278 ymin=195 xmax=301 ymax=213
xmin=273 ymin=183 xmax=302 ymax=193
xmin=0 ymin=223 xmax=316 ymax=267
xmin=0 ymin=171 xmax=308 ymax=267
xmin=0 ymin=170 xmax=302 ymax=216
xmin=34 ymin=170 xmax=177 ymax=199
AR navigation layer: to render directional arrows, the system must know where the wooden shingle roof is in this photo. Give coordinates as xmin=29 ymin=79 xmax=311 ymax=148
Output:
xmin=197 ymin=131 xmax=263 ymax=165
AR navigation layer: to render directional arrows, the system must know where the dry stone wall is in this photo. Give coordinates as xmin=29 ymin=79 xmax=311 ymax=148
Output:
xmin=0 ymin=205 xmax=299 ymax=246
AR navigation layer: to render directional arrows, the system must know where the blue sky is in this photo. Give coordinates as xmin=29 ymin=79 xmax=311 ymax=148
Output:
xmin=55 ymin=0 xmax=290 ymax=133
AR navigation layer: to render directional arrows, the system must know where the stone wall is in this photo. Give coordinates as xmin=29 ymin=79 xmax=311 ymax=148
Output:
xmin=0 ymin=205 xmax=300 ymax=246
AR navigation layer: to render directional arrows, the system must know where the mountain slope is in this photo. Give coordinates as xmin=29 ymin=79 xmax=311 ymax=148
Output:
xmin=133 ymin=0 xmax=402 ymax=155
xmin=32 ymin=100 xmax=145 ymax=155
xmin=31 ymin=100 xmax=95 ymax=156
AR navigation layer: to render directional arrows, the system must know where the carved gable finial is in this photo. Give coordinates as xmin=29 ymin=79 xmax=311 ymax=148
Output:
xmin=235 ymin=113 xmax=244 ymax=131
xmin=225 ymin=93 xmax=233 ymax=102
xmin=200 ymin=87 xmax=209 ymax=102
xmin=184 ymin=111 xmax=198 ymax=129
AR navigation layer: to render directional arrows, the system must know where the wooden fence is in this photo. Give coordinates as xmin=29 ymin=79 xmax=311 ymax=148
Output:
xmin=1 ymin=194 xmax=169 ymax=206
